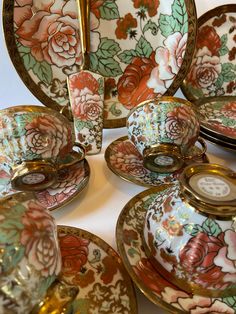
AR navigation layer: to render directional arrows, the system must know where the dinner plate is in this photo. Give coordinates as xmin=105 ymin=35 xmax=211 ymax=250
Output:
xmin=0 ymin=158 xmax=90 ymax=211
xmin=195 ymin=96 xmax=236 ymax=143
xmin=116 ymin=187 xmax=236 ymax=313
xmin=181 ymin=4 xmax=236 ymax=102
xmin=105 ymin=136 xmax=209 ymax=187
xmin=200 ymin=130 xmax=236 ymax=152
xmin=35 ymin=225 xmax=137 ymax=314
xmin=3 ymin=0 xmax=197 ymax=128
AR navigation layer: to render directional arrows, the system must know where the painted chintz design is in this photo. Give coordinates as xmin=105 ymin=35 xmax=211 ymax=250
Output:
xmin=4 ymin=0 xmax=196 ymax=127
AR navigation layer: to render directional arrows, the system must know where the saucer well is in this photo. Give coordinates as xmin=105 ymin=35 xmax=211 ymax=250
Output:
xmin=36 ymin=225 xmax=137 ymax=314
xmin=0 ymin=158 xmax=90 ymax=211
xmin=116 ymin=186 xmax=236 ymax=313
xmin=105 ymin=136 xmax=209 ymax=187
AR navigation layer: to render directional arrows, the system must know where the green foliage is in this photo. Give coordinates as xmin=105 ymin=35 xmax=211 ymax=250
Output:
xmin=202 ymin=218 xmax=222 ymax=237
xmin=99 ymin=0 xmax=119 ymax=20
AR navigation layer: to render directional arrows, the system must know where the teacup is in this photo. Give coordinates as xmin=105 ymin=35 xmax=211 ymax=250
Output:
xmin=143 ymin=163 xmax=236 ymax=297
xmin=0 ymin=192 xmax=61 ymax=313
xmin=0 ymin=105 xmax=85 ymax=191
xmin=127 ymin=96 xmax=203 ymax=173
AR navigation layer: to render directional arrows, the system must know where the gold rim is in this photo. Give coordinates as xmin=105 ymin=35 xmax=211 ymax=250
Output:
xmin=3 ymin=0 xmax=197 ymax=129
xmin=57 ymin=225 xmax=138 ymax=314
xmin=181 ymin=4 xmax=236 ymax=101
xmin=200 ymin=130 xmax=236 ymax=152
xmin=116 ymin=186 xmax=185 ymax=314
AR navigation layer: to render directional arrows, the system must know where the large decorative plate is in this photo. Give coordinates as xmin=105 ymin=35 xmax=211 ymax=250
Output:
xmin=3 ymin=0 xmax=197 ymax=128
xmin=105 ymin=136 xmax=209 ymax=187
xmin=0 ymin=158 xmax=90 ymax=211
xmin=116 ymin=187 xmax=236 ymax=313
xmin=200 ymin=129 xmax=236 ymax=152
xmin=195 ymin=96 xmax=236 ymax=143
xmin=181 ymin=5 xmax=236 ymax=102
xmin=36 ymin=226 xmax=137 ymax=313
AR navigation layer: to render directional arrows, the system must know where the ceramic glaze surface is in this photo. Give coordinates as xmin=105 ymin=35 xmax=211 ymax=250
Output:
xmin=0 ymin=107 xmax=73 ymax=166
xmin=116 ymin=187 xmax=236 ymax=313
xmin=144 ymin=184 xmax=236 ymax=294
xmin=0 ymin=194 xmax=61 ymax=313
xmin=198 ymin=99 xmax=236 ymax=140
xmin=182 ymin=6 xmax=236 ymax=101
xmin=3 ymin=0 xmax=197 ymax=127
xmin=127 ymin=99 xmax=199 ymax=155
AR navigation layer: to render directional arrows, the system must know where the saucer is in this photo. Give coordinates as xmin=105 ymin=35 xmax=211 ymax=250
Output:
xmin=116 ymin=186 xmax=236 ymax=313
xmin=181 ymin=5 xmax=236 ymax=101
xmin=200 ymin=129 xmax=236 ymax=152
xmin=105 ymin=136 xmax=209 ymax=187
xmin=196 ymin=97 xmax=236 ymax=143
xmin=36 ymin=225 xmax=137 ymax=313
xmin=0 ymin=158 xmax=90 ymax=211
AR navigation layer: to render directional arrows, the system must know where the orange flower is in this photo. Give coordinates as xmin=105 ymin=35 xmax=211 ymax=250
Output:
xmin=162 ymin=216 xmax=183 ymax=236
xmin=115 ymin=13 xmax=137 ymax=39
xmin=133 ymin=0 xmax=160 ymax=17
xmin=101 ymin=255 xmax=119 ymax=284
xmin=197 ymin=26 xmax=221 ymax=56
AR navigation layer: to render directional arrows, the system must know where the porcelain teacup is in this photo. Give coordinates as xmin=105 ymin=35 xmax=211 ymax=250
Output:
xmin=0 ymin=192 xmax=61 ymax=313
xmin=143 ymin=163 xmax=236 ymax=297
xmin=127 ymin=96 xmax=204 ymax=173
xmin=0 ymin=105 xmax=85 ymax=191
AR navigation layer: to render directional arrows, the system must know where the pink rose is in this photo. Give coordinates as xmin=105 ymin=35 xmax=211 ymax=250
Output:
xmin=15 ymin=1 xmax=81 ymax=67
xmin=148 ymin=32 xmax=187 ymax=93
xmin=188 ymin=47 xmax=222 ymax=89
xmin=25 ymin=114 xmax=73 ymax=158
xmin=73 ymin=91 xmax=103 ymax=121
xmin=20 ymin=200 xmax=61 ymax=277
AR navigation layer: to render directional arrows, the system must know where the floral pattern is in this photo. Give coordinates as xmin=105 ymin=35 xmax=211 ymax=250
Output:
xmin=105 ymin=137 xmax=208 ymax=187
xmin=127 ymin=99 xmax=199 ymax=156
xmin=198 ymin=99 xmax=236 ymax=140
xmin=144 ymin=183 xmax=236 ymax=294
xmin=0 ymin=108 xmax=73 ymax=165
xmin=0 ymin=194 xmax=61 ymax=313
xmin=52 ymin=226 xmax=137 ymax=314
xmin=68 ymin=71 xmax=104 ymax=154
xmin=117 ymin=187 xmax=236 ymax=314
xmin=6 ymin=0 xmax=196 ymax=127
xmin=182 ymin=10 xmax=236 ymax=100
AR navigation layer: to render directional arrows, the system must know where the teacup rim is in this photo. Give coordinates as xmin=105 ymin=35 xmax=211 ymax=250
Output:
xmin=126 ymin=96 xmax=195 ymax=122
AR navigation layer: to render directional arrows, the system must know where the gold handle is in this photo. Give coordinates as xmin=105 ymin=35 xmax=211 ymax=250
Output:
xmin=183 ymin=137 xmax=207 ymax=161
xmin=77 ymin=0 xmax=90 ymax=70
xmin=56 ymin=143 xmax=86 ymax=170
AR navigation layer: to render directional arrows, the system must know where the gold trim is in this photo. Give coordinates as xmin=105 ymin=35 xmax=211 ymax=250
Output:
xmin=116 ymin=186 xmax=185 ymax=314
xmin=3 ymin=0 xmax=197 ymax=129
xmin=57 ymin=225 xmax=138 ymax=314
xmin=181 ymin=4 xmax=236 ymax=101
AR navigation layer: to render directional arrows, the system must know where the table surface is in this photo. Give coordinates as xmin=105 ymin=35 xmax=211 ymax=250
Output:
xmin=1 ymin=1 xmax=236 ymax=313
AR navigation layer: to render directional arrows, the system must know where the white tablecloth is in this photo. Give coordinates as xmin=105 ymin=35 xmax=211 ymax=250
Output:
xmin=0 ymin=1 xmax=236 ymax=312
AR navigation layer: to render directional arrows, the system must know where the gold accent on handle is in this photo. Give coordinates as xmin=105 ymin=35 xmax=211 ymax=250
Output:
xmin=77 ymin=0 xmax=90 ymax=70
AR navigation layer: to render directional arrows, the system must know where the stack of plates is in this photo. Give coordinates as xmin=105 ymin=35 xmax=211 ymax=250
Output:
xmin=195 ymin=96 xmax=236 ymax=151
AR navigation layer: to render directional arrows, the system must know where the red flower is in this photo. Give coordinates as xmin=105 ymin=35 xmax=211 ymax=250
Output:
xmin=123 ymin=229 xmax=138 ymax=245
xmin=133 ymin=0 xmax=160 ymax=17
xmin=210 ymin=122 xmax=236 ymax=138
xmin=59 ymin=234 xmax=89 ymax=276
xmin=91 ymin=0 xmax=104 ymax=19
xmin=115 ymin=13 xmax=137 ymax=39
xmin=117 ymin=52 xmax=157 ymax=109
xmin=162 ymin=216 xmax=183 ymax=236
xmin=69 ymin=72 xmax=99 ymax=95
xmin=197 ymin=25 xmax=221 ymax=55
xmin=222 ymin=102 xmax=236 ymax=119
xmin=105 ymin=78 xmax=116 ymax=100
xmin=179 ymin=232 xmax=225 ymax=288
xmin=100 ymin=255 xmax=119 ymax=284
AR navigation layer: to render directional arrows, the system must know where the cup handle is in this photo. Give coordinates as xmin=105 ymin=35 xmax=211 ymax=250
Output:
xmin=56 ymin=143 xmax=86 ymax=170
xmin=183 ymin=137 xmax=207 ymax=161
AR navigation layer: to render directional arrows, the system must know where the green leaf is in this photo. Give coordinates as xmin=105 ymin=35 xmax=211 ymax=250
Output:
xmin=222 ymin=71 xmax=236 ymax=82
xmin=215 ymin=74 xmax=224 ymax=88
xmin=159 ymin=14 xmax=181 ymax=37
xmin=143 ymin=20 xmax=159 ymax=35
xmin=97 ymin=38 xmax=121 ymax=58
xmin=128 ymin=247 xmax=139 ymax=258
xmin=17 ymin=44 xmax=31 ymax=54
xmin=38 ymin=276 xmax=56 ymax=296
xmin=75 ymin=120 xmax=93 ymax=132
xmin=32 ymin=61 xmax=52 ymax=84
xmin=184 ymin=224 xmax=203 ymax=236
xmin=220 ymin=34 xmax=228 ymax=46
xmin=99 ymin=0 xmax=119 ymax=20
xmin=222 ymin=63 xmax=234 ymax=73
xmin=72 ymin=298 xmax=90 ymax=314
xmin=110 ymin=102 xmax=122 ymax=116
xmin=18 ymin=44 xmax=37 ymax=70
xmin=89 ymin=52 xmax=99 ymax=72
xmin=172 ymin=0 xmax=187 ymax=25
xmin=222 ymin=296 xmax=236 ymax=310
xmin=97 ymin=57 xmax=122 ymax=77
xmin=0 ymin=219 xmax=24 ymax=244
xmin=135 ymin=36 xmax=152 ymax=58
xmin=219 ymin=46 xmax=229 ymax=56
xmin=2 ymin=245 xmax=24 ymax=272
xmin=202 ymin=218 xmax=222 ymax=237
xmin=118 ymin=49 xmax=138 ymax=64
xmin=97 ymin=77 xmax=104 ymax=96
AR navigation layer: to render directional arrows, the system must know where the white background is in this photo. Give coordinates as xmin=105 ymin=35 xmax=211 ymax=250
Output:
xmin=0 ymin=1 xmax=236 ymax=313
